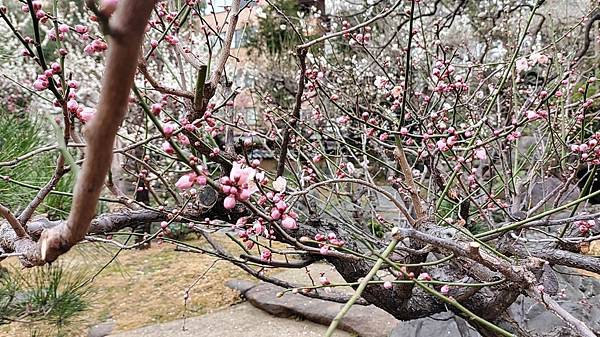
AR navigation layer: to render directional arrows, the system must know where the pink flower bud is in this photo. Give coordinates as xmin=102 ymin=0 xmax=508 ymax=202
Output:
xmin=239 ymin=189 xmax=251 ymax=201
xmin=261 ymin=249 xmax=272 ymax=261
xmin=33 ymin=79 xmax=48 ymax=91
xmin=383 ymin=281 xmax=392 ymax=289
xmin=195 ymin=175 xmax=207 ymax=186
xmin=319 ymin=245 xmax=329 ymax=255
xmin=75 ymin=25 xmax=88 ymax=34
xmin=79 ymin=107 xmax=95 ymax=122
xmin=271 ymin=208 xmax=281 ymax=220
xmin=281 ymin=216 xmax=298 ymax=230
xmin=151 ymin=103 xmax=163 ymax=115
xmin=175 ymin=174 xmax=195 ymax=190
xmin=224 ymin=195 xmax=237 ymax=209
xmin=100 ymin=0 xmax=119 ymax=16
xmin=276 ymin=200 xmax=287 ymax=211
xmin=58 ymin=24 xmax=69 ymax=33
xmin=163 ymin=122 xmax=175 ymax=137
xmin=67 ymin=99 xmax=78 ymax=112
xmin=32 ymin=1 xmax=42 ymax=10
xmin=418 ymin=273 xmax=432 ymax=281
xmin=162 ymin=141 xmax=174 ymax=154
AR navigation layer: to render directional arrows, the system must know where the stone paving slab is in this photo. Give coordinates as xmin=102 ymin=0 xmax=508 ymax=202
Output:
xmin=108 ymin=303 xmax=352 ymax=337
xmin=226 ymin=279 xmax=398 ymax=337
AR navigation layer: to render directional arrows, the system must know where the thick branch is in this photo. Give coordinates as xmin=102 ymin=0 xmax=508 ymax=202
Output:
xmin=39 ymin=0 xmax=155 ymax=263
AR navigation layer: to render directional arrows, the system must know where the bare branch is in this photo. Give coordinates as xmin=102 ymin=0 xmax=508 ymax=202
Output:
xmin=209 ymin=0 xmax=241 ymax=87
xmin=0 ymin=203 xmax=28 ymax=239
xmin=39 ymin=0 xmax=155 ymax=263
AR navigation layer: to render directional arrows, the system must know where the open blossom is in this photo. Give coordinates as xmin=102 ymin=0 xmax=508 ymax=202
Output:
xmin=175 ymin=172 xmax=207 ymax=190
xmin=221 ymin=162 xmax=259 ymax=209
xmin=260 ymin=249 xmax=272 ymax=262
xmin=84 ymin=39 xmax=108 ymax=55
xmin=374 ymin=76 xmax=389 ymax=89
xmin=474 ymin=148 xmax=487 ymax=160
xmin=515 ymin=57 xmax=529 ymax=73
xmin=79 ymin=107 xmax=95 ymax=122
xmin=390 ymin=85 xmax=403 ymax=98
xmin=273 ymin=176 xmax=287 ymax=192
xmin=529 ymin=52 xmax=549 ymax=65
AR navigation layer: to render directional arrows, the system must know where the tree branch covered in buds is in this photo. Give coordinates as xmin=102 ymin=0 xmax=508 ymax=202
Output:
xmin=1 ymin=0 xmax=600 ymax=336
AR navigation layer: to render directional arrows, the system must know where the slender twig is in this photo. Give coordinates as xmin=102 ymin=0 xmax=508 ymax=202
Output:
xmin=297 ymin=0 xmax=403 ymax=49
xmin=325 ymin=237 xmax=398 ymax=337
xmin=209 ymin=0 xmax=241 ymax=87
xmin=527 ymin=288 xmax=597 ymax=337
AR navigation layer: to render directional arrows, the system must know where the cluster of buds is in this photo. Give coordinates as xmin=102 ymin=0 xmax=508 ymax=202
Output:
xmin=267 ymin=195 xmax=298 ymax=230
xmin=349 ymin=26 xmax=371 ymax=47
xmin=526 ymin=109 xmax=548 ymax=121
xmin=506 ymin=130 xmax=522 ymax=142
xmin=22 ymin=1 xmax=48 ymax=22
xmin=301 ymin=166 xmax=317 ymax=183
xmin=165 ymin=35 xmax=179 ymax=45
xmin=48 ymin=24 xmax=71 ymax=42
xmin=84 ymin=39 xmax=109 ymax=55
xmin=175 ymin=170 xmax=208 ymax=190
xmin=574 ymin=220 xmax=595 ymax=235
xmin=431 ymin=61 xmax=455 ymax=81
xmin=203 ymin=105 xmax=223 ymax=138
xmin=314 ymin=232 xmax=345 ymax=255
xmin=220 ymin=162 xmax=263 ymax=209
xmin=435 ymin=133 xmax=459 ymax=153
xmin=238 ymin=218 xmax=277 ymax=249
xmin=570 ymin=135 xmax=600 ymax=163
xmin=305 ymin=67 xmax=324 ymax=81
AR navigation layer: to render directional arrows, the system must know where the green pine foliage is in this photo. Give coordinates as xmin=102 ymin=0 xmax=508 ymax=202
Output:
xmin=0 ymin=264 xmax=92 ymax=336
xmin=0 ymin=112 xmax=75 ymax=219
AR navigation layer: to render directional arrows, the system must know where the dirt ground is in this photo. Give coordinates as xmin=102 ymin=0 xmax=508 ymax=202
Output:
xmin=0 ymin=235 xmax=256 ymax=337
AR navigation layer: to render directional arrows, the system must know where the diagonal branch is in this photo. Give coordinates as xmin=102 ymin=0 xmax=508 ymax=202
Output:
xmin=209 ymin=0 xmax=241 ymax=87
xmin=527 ymin=288 xmax=597 ymax=337
xmin=0 ymin=203 xmax=29 ymax=239
xmin=38 ymin=0 xmax=155 ymax=263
